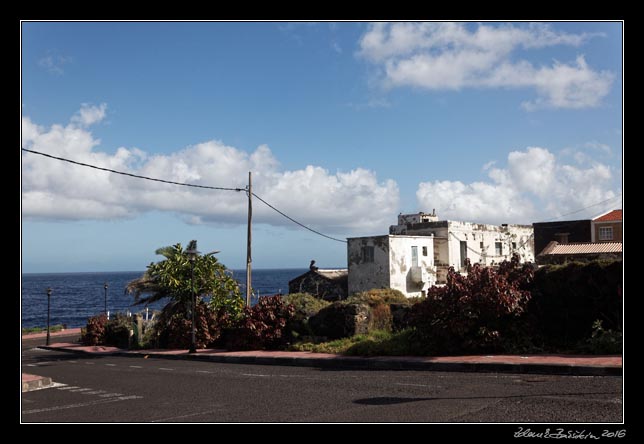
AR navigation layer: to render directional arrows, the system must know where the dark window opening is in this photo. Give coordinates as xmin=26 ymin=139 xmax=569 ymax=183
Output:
xmin=361 ymin=246 xmax=374 ymax=263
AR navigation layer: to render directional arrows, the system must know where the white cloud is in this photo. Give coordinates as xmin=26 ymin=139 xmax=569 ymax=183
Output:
xmin=38 ymin=54 xmax=72 ymax=75
xmin=71 ymin=103 xmax=108 ymax=127
xmin=416 ymin=146 xmax=618 ymax=224
xmin=358 ymin=22 xmax=612 ymax=110
xmin=21 ymin=107 xmax=399 ymax=234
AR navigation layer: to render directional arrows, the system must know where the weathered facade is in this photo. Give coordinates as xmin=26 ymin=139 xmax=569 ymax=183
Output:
xmin=347 ymin=235 xmax=436 ymax=298
xmin=390 ymin=213 xmax=534 ymax=284
xmin=288 ymin=269 xmax=348 ymax=301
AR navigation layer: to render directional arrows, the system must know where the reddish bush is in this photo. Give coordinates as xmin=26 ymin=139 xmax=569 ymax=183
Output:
xmin=226 ymin=295 xmax=295 ymax=350
xmin=82 ymin=314 xmax=108 ymax=346
xmin=155 ymin=300 xmax=229 ymax=349
xmin=411 ymin=255 xmax=534 ymax=354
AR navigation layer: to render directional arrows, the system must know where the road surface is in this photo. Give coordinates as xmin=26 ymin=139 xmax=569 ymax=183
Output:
xmin=21 ymin=348 xmax=622 ymax=423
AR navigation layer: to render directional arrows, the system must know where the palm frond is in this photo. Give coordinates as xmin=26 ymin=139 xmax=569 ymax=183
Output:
xmin=155 ymin=244 xmax=180 ymax=258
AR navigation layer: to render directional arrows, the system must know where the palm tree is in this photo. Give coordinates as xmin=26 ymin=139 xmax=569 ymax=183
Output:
xmin=126 ymin=240 xmax=243 ymax=313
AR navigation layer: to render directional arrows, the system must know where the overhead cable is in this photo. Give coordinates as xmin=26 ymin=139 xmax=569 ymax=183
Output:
xmin=21 ymin=147 xmax=347 ymax=244
xmin=21 ymin=148 xmax=244 ymax=192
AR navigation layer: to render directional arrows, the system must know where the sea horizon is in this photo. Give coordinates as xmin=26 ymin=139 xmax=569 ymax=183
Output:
xmin=21 ymin=268 xmax=314 ymax=328
xmin=21 ymin=266 xmax=346 ymax=276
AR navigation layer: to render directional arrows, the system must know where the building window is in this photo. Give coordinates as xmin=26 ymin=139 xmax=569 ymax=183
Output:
xmin=495 ymin=242 xmax=502 ymax=256
xmin=411 ymin=246 xmax=418 ymax=266
xmin=361 ymin=246 xmax=374 ymax=263
xmin=599 ymin=227 xmax=613 ymax=241
xmin=512 ymin=242 xmax=517 ymax=250
xmin=555 ymin=232 xmax=569 ymax=244
xmin=422 ymin=246 xmax=428 ymax=256
xmin=460 ymin=241 xmax=467 ymax=268
xmin=480 ymin=241 xmax=484 ymax=250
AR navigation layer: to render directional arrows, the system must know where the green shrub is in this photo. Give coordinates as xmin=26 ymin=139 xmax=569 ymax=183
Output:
xmin=22 ymin=324 xmax=65 ymax=334
xmin=283 ymin=293 xmax=331 ymax=337
xmin=104 ymin=313 xmax=132 ymax=348
xmin=346 ymin=288 xmax=408 ymax=305
xmin=579 ymin=320 xmax=622 ymax=355
xmin=290 ymin=328 xmax=427 ymax=356
xmin=140 ymin=318 xmax=159 ymax=349
xmin=345 ymin=329 xmax=427 ymax=356
xmin=529 ymin=260 xmax=622 ymax=349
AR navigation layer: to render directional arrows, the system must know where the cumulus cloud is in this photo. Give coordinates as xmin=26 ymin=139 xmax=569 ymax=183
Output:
xmin=71 ymin=103 xmax=108 ymax=127
xmin=416 ymin=146 xmax=618 ymax=224
xmin=358 ymin=22 xmax=612 ymax=110
xmin=21 ymin=107 xmax=399 ymax=234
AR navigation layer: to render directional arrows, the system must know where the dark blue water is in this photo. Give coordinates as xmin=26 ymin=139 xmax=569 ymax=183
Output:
xmin=21 ymin=269 xmax=307 ymax=328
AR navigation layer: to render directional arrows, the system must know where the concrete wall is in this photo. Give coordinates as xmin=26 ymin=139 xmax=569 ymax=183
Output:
xmin=347 ymin=235 xmax=436 ymax=297
xmin=347 ymin=235 xmax=391 ymax=295
xmin=388 ymin=236 xmax=436 ymax=297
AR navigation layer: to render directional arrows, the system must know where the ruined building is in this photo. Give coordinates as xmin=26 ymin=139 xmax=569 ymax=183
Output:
xmin=347 ymin=211 xmax=534 ymax=297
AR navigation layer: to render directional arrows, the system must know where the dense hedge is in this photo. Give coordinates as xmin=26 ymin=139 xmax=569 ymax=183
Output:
xmin=528 ymin=260 xmax=622 ymax=348
xmin=82 ymin=312 xmax=137 ymax=348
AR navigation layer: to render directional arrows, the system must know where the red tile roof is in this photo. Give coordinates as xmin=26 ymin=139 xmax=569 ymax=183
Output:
xmin=594 ymin=209 xmax=622 ymax=222
xmin=540 ymin=241 xmax=622 ymax=256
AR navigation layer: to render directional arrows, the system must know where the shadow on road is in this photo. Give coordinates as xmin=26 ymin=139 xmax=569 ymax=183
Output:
xmin=354 ymin=391 xmax=621 ymax=406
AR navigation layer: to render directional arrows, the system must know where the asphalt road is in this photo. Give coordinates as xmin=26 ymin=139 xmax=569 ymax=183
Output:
xmin=21 ymin=348 xmax=623 ymax=423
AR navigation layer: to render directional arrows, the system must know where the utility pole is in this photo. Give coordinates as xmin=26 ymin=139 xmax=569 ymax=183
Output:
xmin=246 ymin=171 xmax=252 ymax=307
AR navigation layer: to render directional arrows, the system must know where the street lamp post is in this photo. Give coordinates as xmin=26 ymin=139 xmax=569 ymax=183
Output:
xmin=46 ymin=287 xmax=52 ymax=346
xmin=104 ymin=282 xmax=108 ymax=318
xmin=185 ymin=244 xmax=201 ymax=354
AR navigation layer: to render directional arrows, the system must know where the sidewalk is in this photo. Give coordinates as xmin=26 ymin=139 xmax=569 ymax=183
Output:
xmin=22 ymin=328 xmax=82 ymax=340
xmin=41 ymin=342 xmax=622 ymax=376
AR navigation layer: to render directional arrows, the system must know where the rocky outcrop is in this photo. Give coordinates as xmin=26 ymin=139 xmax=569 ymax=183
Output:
xmin=308 ymin=302 xmax=370 ymax=340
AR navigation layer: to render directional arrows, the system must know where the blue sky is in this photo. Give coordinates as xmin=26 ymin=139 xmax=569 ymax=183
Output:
xmin=21 ymin=21 xmax=622 ymax=272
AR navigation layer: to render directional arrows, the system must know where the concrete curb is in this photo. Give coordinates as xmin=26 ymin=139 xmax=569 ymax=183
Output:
xmin=40 ymin=345 xmax=622 ymax=377
xmin=22 ymin=373 xmax=53 ymax=392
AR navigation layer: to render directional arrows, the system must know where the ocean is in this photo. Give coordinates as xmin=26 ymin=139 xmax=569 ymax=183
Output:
xmin=21 ymin=269 xmax=307 ymax=329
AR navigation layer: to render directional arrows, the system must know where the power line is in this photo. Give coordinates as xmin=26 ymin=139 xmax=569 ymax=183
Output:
xmin=21 ymin=148 xmax=245 ymax=192
xmin=252 ymin=193 xmax=347 ymax=243
xmin=544 ymin=194 xmax=622 ymax=222
xmin=21 ymin=147 xmax=347 ymax=244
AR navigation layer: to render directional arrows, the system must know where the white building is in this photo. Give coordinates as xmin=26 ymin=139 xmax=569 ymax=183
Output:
xmin=347 ymin=235 xmax=436 ymax=298
xmin=390 ymin=213 xmax=534 ymax=285
xmin=346 ymin=213 xmax=535 ymax=298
